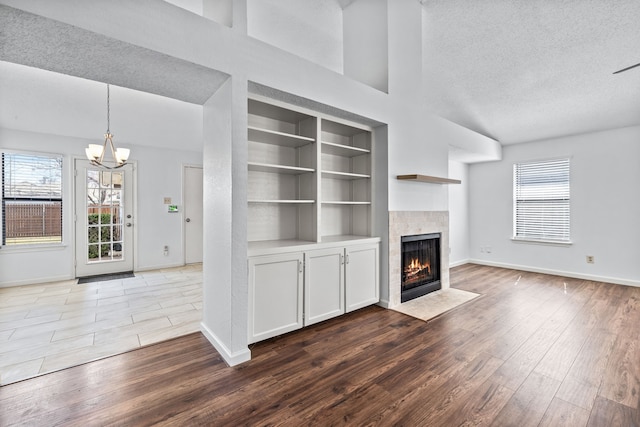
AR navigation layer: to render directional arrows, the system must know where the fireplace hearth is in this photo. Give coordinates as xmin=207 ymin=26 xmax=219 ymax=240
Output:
xmin=401 ymin=233 xmax=441 ymax=302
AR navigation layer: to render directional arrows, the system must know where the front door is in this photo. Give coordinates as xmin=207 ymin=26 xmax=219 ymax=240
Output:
xmin=75 ymin=159 xmax=134 ymax=277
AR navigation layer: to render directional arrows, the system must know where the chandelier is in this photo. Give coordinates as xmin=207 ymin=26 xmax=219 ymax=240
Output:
xmin=85 ymin=84 xmax=130 ymax=169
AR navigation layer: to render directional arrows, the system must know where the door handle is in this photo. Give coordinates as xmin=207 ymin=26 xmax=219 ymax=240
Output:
xmin=126 ymin=223 xmax=132 ymax=227
xmin=186 ymin=218 xmax=191 ymax=223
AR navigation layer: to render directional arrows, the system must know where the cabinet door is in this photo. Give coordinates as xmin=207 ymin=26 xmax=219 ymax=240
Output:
xmin=345 ymin=243 xmax=379 ymax=312
xmin=304 ymin=247 xmax=345 ymax=326
xmin=248 ymin=252 xmax=304 ymax=344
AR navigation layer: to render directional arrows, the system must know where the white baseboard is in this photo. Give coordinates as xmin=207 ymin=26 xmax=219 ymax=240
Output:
xmin=200 ymin=322 xmax=252 ymax=367
xmin=134 ymin=262 xmax=186 ymax=272
xmin=0 ymin=274 xmax=74 ymax=288
xmin=449 ymin=259 xmax=471 ymax=268
xmin=469 ymin=259 xmax=640 ymax=288
xmin=377 ymin=298 xmax=391 ymax=309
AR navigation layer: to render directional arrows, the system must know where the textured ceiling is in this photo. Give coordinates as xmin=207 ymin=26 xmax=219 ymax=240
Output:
xmin=422 ymin=0 xmax=640 ymax=144
xmin=0 ymin=5 xmax=228 ymax=105
xmin=2 ymin=1 xmax=640 ymax=151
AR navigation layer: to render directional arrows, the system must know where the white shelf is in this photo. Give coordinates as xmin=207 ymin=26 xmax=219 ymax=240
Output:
xmin=248 ymin=126 xmax=315 ymax=148
xmin=248 ymin=97 xmax=375 ymax=243
xmin=248 ymin=162 xmax=314 ymax=175
xmin=322 ymin=201 xmax=371 ymax=205
xmin=321 ymin=142 xmax=370 ymax=157
xmin=248 ymin=199 xmax=315 ymax=204
xmin=322 ymin=170 xmax=370 ymax=180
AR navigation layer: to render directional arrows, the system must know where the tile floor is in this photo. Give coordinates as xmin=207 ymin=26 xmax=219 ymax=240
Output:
xmin=0 ymin=264 xmax=202 ymax=385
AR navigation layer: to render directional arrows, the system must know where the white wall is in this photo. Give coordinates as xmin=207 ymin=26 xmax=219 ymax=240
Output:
xmin=343 ymin=0 xmax=388 ymax=92
xmin=469 ymin=126 xmax=640 ymax=286
xmin=0 ymin=128 xmax=202 ymax=287
xmin=164 ymin=0 xmax=203 ymax=16
xmin=0 ymin=0 xmax=500 ymax=364
xmin=133 ymin=144 xmax=203 ymax=270
xmin=448 ymin=160 xmax=469 ymax=266
xmin=247 ymin=0 xmax=344 ymax=73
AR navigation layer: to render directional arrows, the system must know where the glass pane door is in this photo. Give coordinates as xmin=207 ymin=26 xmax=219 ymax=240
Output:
xmin=86 ymin=170 xmax=124 ymax=263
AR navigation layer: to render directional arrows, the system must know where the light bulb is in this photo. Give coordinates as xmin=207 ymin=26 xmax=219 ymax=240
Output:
xmin=86 ymin=144 xmax=103 ymax=160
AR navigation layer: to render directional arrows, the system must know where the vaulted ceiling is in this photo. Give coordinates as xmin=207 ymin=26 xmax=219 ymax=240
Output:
xmin=421 ymin=0 xmax=640 ymax=144
xmin=1 ymin=0 xmax=640 ymax=152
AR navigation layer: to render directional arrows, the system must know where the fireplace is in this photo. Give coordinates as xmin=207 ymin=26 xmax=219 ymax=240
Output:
xmin=401 ymin=233 xmax=441 ymax=302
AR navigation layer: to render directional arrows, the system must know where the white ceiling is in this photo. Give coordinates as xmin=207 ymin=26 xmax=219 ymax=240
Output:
xmin=1 ymin=1 xmax=640 ymax=152
xmin=422 ymin=0 xmax=640 ymax=144
xmin=0 ymin=61 xmax=204 ymax=152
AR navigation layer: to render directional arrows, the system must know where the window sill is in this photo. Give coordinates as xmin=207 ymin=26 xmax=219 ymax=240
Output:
xmin=511 ymin=238 xmax=572 ymax=247
xmin=0 ymin=243 xmax=68 ymax=254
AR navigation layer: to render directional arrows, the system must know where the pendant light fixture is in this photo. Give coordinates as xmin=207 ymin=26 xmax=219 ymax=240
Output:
xmin=85 ymin=84 xmax=130 ymax=168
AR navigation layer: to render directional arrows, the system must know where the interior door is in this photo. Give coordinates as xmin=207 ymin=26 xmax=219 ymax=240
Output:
xmin=184 ymin=165 xmax=203 ymax=264
xmin=75 ymin=159 xmax=134 ymax=277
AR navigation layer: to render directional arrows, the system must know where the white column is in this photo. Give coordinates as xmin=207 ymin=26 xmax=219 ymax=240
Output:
xmin=200 ymin=75 xmax=251 ymax=365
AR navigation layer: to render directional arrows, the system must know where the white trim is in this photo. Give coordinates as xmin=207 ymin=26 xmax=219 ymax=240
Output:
xmin=200 ymin=322 xmax=252 ymax=366
xmin=0 ymin=243 xmax=67 ymax=254
xmin=511 ymin=238 xmax=573 ymax=247
xmin=469 ymin=259 xmax=640 ymax=288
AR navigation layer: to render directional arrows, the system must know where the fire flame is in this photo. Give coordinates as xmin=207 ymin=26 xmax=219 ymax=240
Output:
xmin=405 ymin=257 xmax=430 ymax=275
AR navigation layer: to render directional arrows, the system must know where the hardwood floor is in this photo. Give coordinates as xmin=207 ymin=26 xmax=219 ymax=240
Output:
xmin=1 ymin=264 xmax=639 ymax=426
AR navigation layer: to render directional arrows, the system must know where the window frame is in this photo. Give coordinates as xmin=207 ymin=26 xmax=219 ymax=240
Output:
xmin=1 ymin=150 xmax=65 ymax=248
xmin=512 ymin=157 xmax=572 ymax=245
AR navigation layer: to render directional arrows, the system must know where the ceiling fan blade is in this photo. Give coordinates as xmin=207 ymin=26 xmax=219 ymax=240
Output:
xmin=613 ymin=62 xmax=640 ymax=74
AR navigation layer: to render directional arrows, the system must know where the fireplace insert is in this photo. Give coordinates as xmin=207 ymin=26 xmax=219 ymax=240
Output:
xmin=401 ymin=233 xmax=441 ymax=302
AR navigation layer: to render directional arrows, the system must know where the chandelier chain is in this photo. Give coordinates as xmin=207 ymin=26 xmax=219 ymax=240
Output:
xmin=106 ymin=84 xmax=110 ymax=134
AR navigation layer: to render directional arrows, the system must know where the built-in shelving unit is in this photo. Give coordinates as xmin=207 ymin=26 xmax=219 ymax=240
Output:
xmin=247 ymin=96 xmax=381 ymax=345
xmin=247 ymin=96 xmax=375 ymax=247
xmin=248 ymin=98 xmax=317 ymax=243
xmin=320 ymin=118 xmax=372 ymax=240
xmin=396 ymin=174 xmax=461 ymax=184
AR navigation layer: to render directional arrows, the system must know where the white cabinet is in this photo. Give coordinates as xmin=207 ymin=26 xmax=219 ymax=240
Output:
xmin=304 ymin=247 xmax=344 ymax=326
xmin=248 ymin=252 xmax=304 ymax=344
xmin=345 ymin=243 xmax=379 ymax=313
xmin=248 ymin=241 xmax=379 ymax=343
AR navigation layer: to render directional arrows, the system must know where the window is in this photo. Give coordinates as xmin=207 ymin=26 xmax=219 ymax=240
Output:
xmin=1 ymin=152 xmax=63 ymax=246
xmin=513 ymin=158 xmax=570 ymax=243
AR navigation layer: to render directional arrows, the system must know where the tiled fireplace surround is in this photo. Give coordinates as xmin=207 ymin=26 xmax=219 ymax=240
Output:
xmin=388 ymin=211 xmax=450 ymax=308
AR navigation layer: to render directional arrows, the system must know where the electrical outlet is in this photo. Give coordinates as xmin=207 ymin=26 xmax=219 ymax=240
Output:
xmin=163 ymin=245 xmax=169 ymax=256
xmin=480 ymin=247 xmax=485 ymax=253
xmin=586 ymin=255 xmax=594 ymax=264
xmin=485 ymin=246 xmax=492 ymax=254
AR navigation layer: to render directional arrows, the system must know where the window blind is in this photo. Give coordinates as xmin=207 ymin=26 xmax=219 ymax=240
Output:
xmin=513 ymin=158 xmax=570 ymax=242
xmin=2 ymin=152 xmax=63 ymax=245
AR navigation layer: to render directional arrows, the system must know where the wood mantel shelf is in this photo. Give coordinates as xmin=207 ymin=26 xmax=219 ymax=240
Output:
xmin=397 ymin=174 xmax=462 ymax=184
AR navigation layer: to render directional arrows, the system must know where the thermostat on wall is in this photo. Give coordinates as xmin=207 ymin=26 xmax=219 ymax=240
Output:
xmin=168 ymin=205 xmax=179 ymax=213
